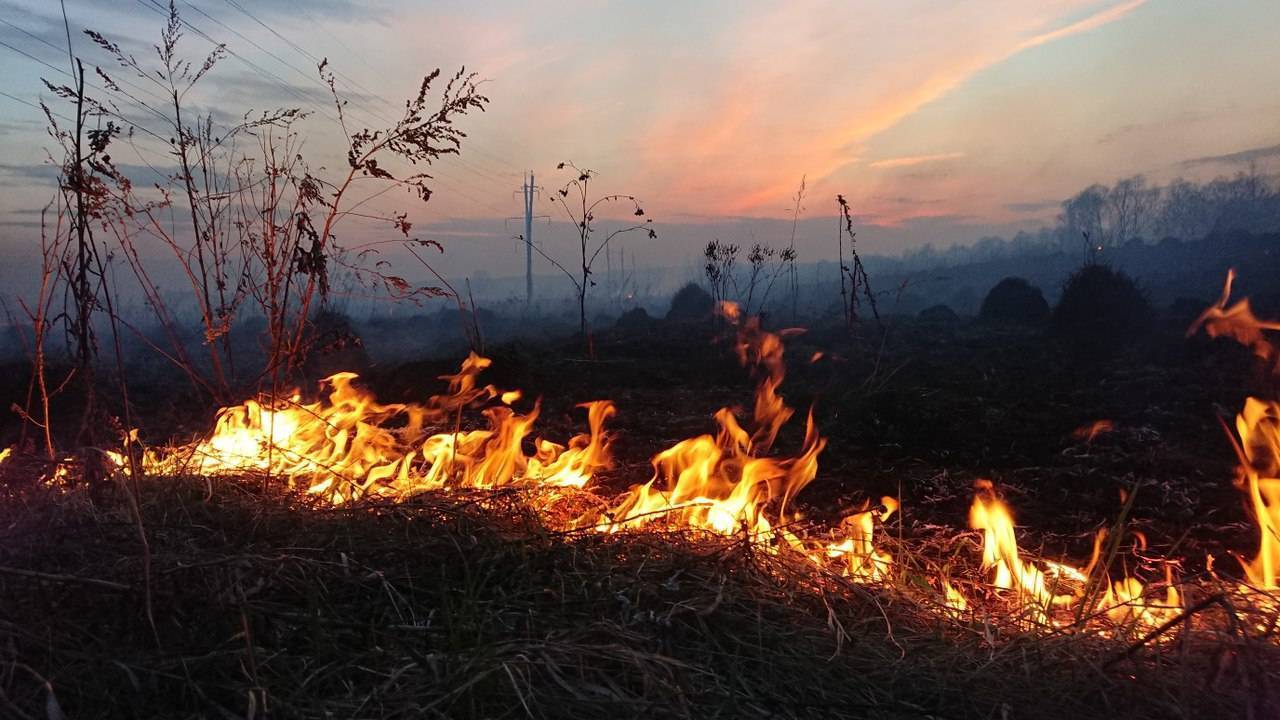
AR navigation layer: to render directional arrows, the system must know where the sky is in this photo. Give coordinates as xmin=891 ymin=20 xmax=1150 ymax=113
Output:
xmin=1 ymin=0 xmax=1278 ymax=288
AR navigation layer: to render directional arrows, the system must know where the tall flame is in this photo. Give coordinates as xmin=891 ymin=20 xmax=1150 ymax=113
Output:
xmin=1232 ymin=398 xmax=1280 ymax=589
xmin=968 ymin=479 xmax=1071 ymax=611
xmin=599 ymin=302 xmax=823 ymax=543
xmin=1189 ymin=270 xmax=1280 ymax=589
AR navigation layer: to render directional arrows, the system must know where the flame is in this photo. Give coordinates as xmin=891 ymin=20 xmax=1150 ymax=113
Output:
xmin=1072 ymin=420 xmax=1115 ymax=443
xmin=1186 ymin=271 xmax=1280 ymax=590
xmin=597 ymin=302 xmax=829 ymax=551
xmin=105 ymin=283 xmax=1280 ymax=642
xmin=1188 ymin=268 xmax=1280 ymax=367
xmin=147 ymin=352 xmax=613 ymax=504
xmin=967 ymin=482 xmax=1185 ymax=630
xmin=1098 ymin=569 xmax=1183 ymax=629
xmin=969 ymin=480 xmax=1074 ymax=611
xmin=943 ymin=579 xmax=968 ymax=613
xmin=1232 ymin=398 xmax=1280 ymax=589
xmin=825 ymin=497 xmax=897 ymax=580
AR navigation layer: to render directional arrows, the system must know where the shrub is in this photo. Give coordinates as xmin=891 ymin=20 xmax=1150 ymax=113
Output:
xmin=666 ymin=283 xmax=715 ymax=322
xmin=918 ymin=304 xmax=959 ymax=322
xmin=979 ymin=278 xmax=1050 ymax=324
xmin=1051 ymin=265 xmax=1152 ymax=357
xmin=302 ymin=308 xmax=370 ymax=380
xmin=615 ymin=307 xmax=654 ymax=333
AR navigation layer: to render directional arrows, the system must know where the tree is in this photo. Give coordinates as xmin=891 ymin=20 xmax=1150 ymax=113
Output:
xmin=1157 ymin=178 xmax=1214 ymax=240
xmin=1059 ymin=184 xmax=1106 ymax=249
xmin=1104 ymin=175 xmax=1159 ymax=245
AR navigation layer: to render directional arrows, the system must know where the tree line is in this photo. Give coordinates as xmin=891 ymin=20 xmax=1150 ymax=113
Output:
xmin=895 ymin=168 xmax=1280 ymax=271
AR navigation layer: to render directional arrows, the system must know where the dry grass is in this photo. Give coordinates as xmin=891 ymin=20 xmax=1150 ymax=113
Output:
xmin=0 ymin=472 xmax=1274 ymax=719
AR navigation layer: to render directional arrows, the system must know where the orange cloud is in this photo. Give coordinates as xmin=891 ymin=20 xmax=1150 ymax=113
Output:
xmin=629 ymin=1 xmax=1147 ymax=219
xmin=867 ymin=152 xmax=966 ymax=169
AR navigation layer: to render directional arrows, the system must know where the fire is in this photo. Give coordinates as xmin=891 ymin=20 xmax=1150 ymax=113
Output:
xmin=1072 ymin=420 xmax=1115 ymax=443
xmin=1189 ymin=268 xmax=1280 ymax=367
xmin=1231 ymin=397 xmax=1280 ymax=589
xmin=966 ymin=482 xmax=1187 ymax=630
xmin=104 ymin=276 xmax=1280 ymax=644
xmin=146 ymin=352 xmax=614 ymax=504
xmin=598 ymin=302 xmax=823 ymax=544
xmin=825 ymin=497 xmax=897 ymax=580
xmin=943 ymin=579 xmax=968 ymax=613
xmin=1098 ymin=571 xmax=1182 ymax=629
xmin=1188 ymin=270 xmax=1280 ymax=590
xmin=968 ymin=480 xmax=1073 ymax=612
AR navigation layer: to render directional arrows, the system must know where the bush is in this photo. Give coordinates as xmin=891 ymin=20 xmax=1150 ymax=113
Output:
xmin=303 ymin=308 xmax=370 ymax=380
xmin=1051 ymin=264 xmax=1152 ymax=358
xmin=979 ymin=278 xmax=1050 ymax=324
xmin=615 ymin=307 xmax=655 ymax=333
xmin=666 ymin=283 xmax=715 ymax=322
xmin=918 ymin=304 xmax=959 ymax=323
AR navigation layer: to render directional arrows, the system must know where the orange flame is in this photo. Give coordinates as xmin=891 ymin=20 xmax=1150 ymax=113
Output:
xmin=148 ymin=353 xmax=613 ymax=504
xmin=968 ymin=479 xmax=1073 ymax=612
xmin=601 ymin=305 xmax=823 ymax=541
xmin=1072 ymin=420 xmax=1115 ymax=443
xmin=1231 ymin=398 xmax=1280 ymax=589
xmin=123 ymin=289 xmax=1280 ymax=640
xmin=825 ymin=497 xmax=897 ymax=580
xmin=1187 ymin=271 xmax=1280 ymax=590
xmin=1188 ymin=268 xmax=1280 ymax=368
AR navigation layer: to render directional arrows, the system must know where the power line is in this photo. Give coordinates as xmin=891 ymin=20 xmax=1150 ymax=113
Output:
xmin=221 ymin=0 xmax=398 ymax=116
xmin=157 ymin=1 xmax=512 ymax=196
xmin=215 ymin=0 xmax=523 ymax=181
xmin=0 ymin=15 xmax=180 ymax=120
xmin=0 ymin=87 xmax=73 ymax=123
xmin=0 ymin=37 xmax=172 ymax=131
xmin=122 ymin=0 xmax=510 ymax=216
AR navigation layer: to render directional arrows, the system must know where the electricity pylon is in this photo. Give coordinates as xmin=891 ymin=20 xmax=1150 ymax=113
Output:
xmin=509 ymin=172 xmax=548 ymax=305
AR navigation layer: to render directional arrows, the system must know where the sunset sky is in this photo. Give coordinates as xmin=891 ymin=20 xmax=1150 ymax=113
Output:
xmin=1 ymin=0 xmax=1278 ymax=282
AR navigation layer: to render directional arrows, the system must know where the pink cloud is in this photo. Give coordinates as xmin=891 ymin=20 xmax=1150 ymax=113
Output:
xmin=621 ymin=1 xmax=1147 ymax=221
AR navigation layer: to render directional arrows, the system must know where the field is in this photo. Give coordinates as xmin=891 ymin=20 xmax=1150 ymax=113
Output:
xmin=1 ymin=308 xmax=1277 ymax=720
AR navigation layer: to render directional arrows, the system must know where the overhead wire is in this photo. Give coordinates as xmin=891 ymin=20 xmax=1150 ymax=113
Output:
xmin=130 ymin=0 xmax=510 ymax=216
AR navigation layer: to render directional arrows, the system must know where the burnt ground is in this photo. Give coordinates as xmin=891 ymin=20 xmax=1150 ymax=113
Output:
xmin=1 ymin=310 xmax=1277 ymax=719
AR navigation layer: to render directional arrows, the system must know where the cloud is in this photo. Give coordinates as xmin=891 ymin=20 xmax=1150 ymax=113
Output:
xmin=209 ymin=72 xmax=383 ymax=112
xmin=868 ymin=152 xmax=965 ymax=170
xmin=1180 ymin=143 xmax=1280 ymax=168
xmin=0 ymin=162 xmax=57 ymax=180
xmin=629 ymin=1 xmax=1148 ymax=219
xmin=223 ymin=0 xmax=390 ymax=22
xmin=0 ymin=161 xmax=183 ymax=190
xmin=1005 ymin=199 xmax=1061 ymax=213
xmin=1013 ymin=0 xmax=1146 ymax=54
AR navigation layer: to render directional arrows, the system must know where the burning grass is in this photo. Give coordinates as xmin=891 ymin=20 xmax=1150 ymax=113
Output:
xmin=0 ymin=474 xmax=1273 ymax=720
xmin=4 ymin=287 xmax=1280 ymax=718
